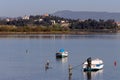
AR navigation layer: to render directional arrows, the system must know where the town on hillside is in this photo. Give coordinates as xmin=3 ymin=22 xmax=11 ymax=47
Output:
xmin=0 ymin=14 xmax=119 ymax=33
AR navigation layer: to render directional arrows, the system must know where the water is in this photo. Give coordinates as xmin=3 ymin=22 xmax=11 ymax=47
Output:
xmin=0 ymin=34 xmax=120 ymax=80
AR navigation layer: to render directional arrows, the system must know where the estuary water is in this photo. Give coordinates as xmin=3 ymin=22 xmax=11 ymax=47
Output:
xmin=0 ymin=34 xmax=120 ymax=80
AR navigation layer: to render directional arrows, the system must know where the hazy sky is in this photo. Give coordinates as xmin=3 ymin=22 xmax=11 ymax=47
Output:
xmin=0 ymin=0 xmax=120 ymax=17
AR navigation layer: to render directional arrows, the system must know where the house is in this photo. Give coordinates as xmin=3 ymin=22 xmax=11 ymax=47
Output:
xmin=116 ymin=22 xmax=120 ymax=26
xmin=61 ymin=20 xmax=65 ymax=23
xmin=43 ymin=14 xmax=49 ymax=17
xmin=39 ymin=19 xmax=43 ymax=22
xmin=50 ymin=20 xmax=56 ymax=24
xmin=6 ymin=18 xmax=10 ymax=22
xmin=22 ymin=15 xmax=29 ymax=20
xmin=6 ymin=18 xmax=15 ymax=22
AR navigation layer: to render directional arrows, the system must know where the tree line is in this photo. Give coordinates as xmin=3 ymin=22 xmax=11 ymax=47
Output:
xmin=70 ymin=19 xmax=118 ymax=32
xmin=0 ymin=15 xmax=118 ymax=32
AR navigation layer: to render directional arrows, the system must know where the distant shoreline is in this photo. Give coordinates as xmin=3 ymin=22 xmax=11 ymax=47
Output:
xmin=0 ymin=31 xmax=118 ymax=35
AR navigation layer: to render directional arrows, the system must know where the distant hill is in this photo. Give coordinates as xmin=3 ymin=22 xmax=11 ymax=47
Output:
xmin=53 ymin=10 xmax=120 ymax=21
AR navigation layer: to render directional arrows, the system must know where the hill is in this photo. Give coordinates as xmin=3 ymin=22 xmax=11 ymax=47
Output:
xmin=53 ymin=10 xmax=120 ymax=21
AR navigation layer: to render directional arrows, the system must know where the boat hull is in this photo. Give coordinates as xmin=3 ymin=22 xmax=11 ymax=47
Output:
xmin=83 ymin=68 xmax=103 ymax=72
xmin=56 ymin=52 xmax=68 ymax=58
xmin=83 ymin=58 xmax=104 ymax=72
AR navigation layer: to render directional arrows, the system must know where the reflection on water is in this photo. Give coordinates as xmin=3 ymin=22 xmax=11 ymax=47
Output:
xmin=0 ymin=34 xmax=67 ymax=39
xmin=0 ymin=34 xmax=120 ymax=39
xmin=56 ymin=57 xmax=68 ymax=63
xmin=0 ymin=34 xmax=119 ymax=80
xmin=83 ymin=70 xmax=103 ymax=80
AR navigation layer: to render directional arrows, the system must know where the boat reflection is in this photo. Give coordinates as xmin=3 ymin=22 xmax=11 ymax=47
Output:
xmin=56 ymin=57 xmax=68 ymax=63
xmin=83 ymin=69 xmax=103 ymax=80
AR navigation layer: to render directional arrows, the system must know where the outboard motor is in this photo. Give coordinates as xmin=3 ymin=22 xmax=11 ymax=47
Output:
xmin=87 ymin=57 xmax=92 ymax=69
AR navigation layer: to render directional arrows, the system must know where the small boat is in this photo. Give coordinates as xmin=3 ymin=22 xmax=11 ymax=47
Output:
xmin=56 ymin=49 xmax=68 ymax=58
xmin=82 ymin=57 xmax=104 ymax=71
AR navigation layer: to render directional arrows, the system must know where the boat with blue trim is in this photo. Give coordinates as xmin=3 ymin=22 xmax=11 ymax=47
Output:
xmin=82 ymin=57 xmax=104 ymax=71
xmin=56 ymin=49 xmax=68 ymax=58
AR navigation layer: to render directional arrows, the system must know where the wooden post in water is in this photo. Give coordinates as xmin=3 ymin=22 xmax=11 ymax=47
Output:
xmin=26 ymin=49 xmax=28 ymax=54
xmin=45 ymin=60 xmax=49 ymax=71
xmin=68 ymin=65 xmax=72 ymax=80
xmin=114 ymin=60 xmax=117 ymax=67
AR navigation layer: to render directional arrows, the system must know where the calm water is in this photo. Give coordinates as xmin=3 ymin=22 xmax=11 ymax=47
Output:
xmin=0 ymin=34 xmax=120 ymax=80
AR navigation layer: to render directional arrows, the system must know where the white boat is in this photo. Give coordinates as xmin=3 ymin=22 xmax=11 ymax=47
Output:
xmin=56 ymin=49 xmax=68 ymax=58
xmin=82 ymin=57 xmax=104 ymax=71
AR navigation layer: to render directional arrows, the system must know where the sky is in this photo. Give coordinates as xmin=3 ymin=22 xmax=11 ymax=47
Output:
xmin=0 ymin=0 xmax=120 ymax=17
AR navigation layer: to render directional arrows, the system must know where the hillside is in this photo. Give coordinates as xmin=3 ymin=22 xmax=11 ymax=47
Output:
xmin=53 ymin=10 xmax=120 ymax=21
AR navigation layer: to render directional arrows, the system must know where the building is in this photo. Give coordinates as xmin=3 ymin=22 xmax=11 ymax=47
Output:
xmin=116 ymin=22 xmax=120 ymax=26
xmin=22 ymin=15 xmax=29 ymax=20
xmin=50 ymin=20 xmax=56 ymax=24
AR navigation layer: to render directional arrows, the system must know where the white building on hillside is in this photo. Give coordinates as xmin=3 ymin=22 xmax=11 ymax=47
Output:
xmin=22 ymin=15 xmax=29 ymax=20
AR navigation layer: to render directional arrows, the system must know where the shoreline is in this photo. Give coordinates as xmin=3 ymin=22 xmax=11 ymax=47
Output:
xmin=0 ymin=31 xmax=118 ymax=35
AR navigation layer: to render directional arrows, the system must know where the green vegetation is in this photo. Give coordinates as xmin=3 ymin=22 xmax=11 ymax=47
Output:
xmin=0 ymin=15 xmax=119 ymax=33
xmin=70 ymin=19 xmax=118 ymax=32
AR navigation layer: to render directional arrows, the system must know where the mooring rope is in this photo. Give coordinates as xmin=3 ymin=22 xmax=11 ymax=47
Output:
xmin=72 ymin=63 xmax=83 ymax=70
